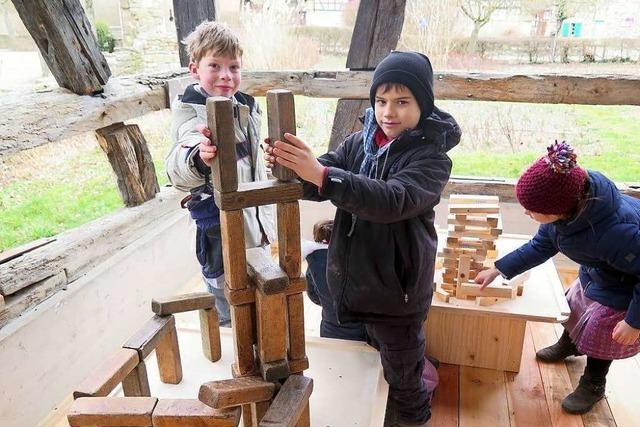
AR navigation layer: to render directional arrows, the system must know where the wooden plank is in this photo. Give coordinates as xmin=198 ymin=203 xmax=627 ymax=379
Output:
xmin=152 ymin=292 xmax=215 ymax=315
xmin=429 ymin=364 xmax=459 ymax=427
xmin=328 ymin=0 xmax=406 ymax=150
xmin=123 ymin=315 xmax=176 ymax=359
xmin=156 ymin=324 xmax=183 ymax=384
xmin=220 ymin=210 xmax=248 ymax=290
xmin=448 ymin=215 xmax=499 ymax=228
xmin=207 ymin=96 xmax=238 ymax=193
xmin=459 ymin=282 xmax=517 ymax=299
xmin=255 ymin=289 xmax=287 ymax=364
xmin=277 ymin=202 xmax=301 ymax=279
xmin=530 ymin=322 xmax=584 ymax=427
xmin=214 ymin=180 xmax=303 ymax=211
xmin=267 ymin=89 xmax=298 ymax=181
xmin=459 ymin=367 xmax=510 ymax=427
xmin=449 ymin=204 xmax=500 ymax=214
xmin=200 ymin=308 xmax=222 ymax=363
xmin=198 ymin=377 xmax=276 ymax=409
xmin=259 ymin=376 xmax=313 ymax=427
xmin=449 ymin=194 xmax=500 ymax=204
xmin=606 ymin=356 xmax=640 ymax=427
xmin=73 ymin=348 xmax=139 ymax=399
xmin=122 ymin=360 xmax=151 ymax=397
xmin=67 ymin=397 xmax=157 ymax=427
xmin=152 ymin=399 xmax=240 ymax=427
xmin=230 ymin=304 xmax=257 ymax=376
xmin=171 ymin=0 xmax=216 ymax=67
xmin=286 ymin=293 xmax=306 ymax=362
xmin=505 ymin=324 xmax=553 ymax=427
xmin=246 ymin=248 xmax=289 ymax=295
xmin=456 ymin=255 xmax=471 ymax=298
xmin=0 ymin=237 xmax=55 ymax=265
xmin=11 ymin=0 xmax=110 ymax=95
xmin=95 ymin=123 xmax=159 ymax=207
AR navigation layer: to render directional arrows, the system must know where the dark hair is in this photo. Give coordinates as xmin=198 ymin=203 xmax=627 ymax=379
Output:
xmin=313 ymin=220 xmax=333 ymax=244
xmin=375 ymin=82 xmax=411 ymax=96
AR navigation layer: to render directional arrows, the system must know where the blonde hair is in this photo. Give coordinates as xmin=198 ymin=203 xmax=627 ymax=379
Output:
xmin=184 ymin=21 xmax=243 ymax=64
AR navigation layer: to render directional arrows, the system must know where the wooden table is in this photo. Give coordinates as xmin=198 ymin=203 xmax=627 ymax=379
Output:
xmin=425 ymin=233 xmax=570 ymax=372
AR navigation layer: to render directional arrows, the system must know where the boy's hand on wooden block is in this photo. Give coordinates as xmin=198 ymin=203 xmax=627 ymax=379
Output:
xmin=475 ymin=267 xmax=501 ymax=290
xmin=196 ymin=124 xmax=218 ymax=167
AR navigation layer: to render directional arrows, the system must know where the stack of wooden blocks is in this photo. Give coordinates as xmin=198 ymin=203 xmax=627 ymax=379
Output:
xmin=66 ymin=90 xmax=311 ymax=427
xmin=436 ymin=194 xmax=525 ymax=305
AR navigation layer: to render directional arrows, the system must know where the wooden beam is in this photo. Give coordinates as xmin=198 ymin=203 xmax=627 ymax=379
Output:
xmin=172 ymin=0 xmax=216 ymax=67
xmin=230 ymin=304 xmax=257 ymax=376
xmin=0 ymin=237 xmax=55 ymax=264
xmin=207 ymin=96 xmax=239 ymax=193
xmin=95 ymin=123 xmax=159 ymax=207
xmin=67 ymin=397 xmax=157 ymax=427
xmin=255 ymin=289 xmax=288 ymax=370
xmin=11 ymin=0 xmax=111 ymax=95
xmin=214 ymin=180 xmax=303 ymax=211
xmin=259 ymin=376 xmax=313 ymax=427
xmin=122 ymin=360 xmax=151 ymax=397
xmin=220 ymin=210 xmax=248 ymax=290
xmin=200 ymin=308 xmax=222 ymax=362
xmin=73 ymin=348 xmax=139 ymax=399
xmin=329 ymin=0 xmax=406 ymax=150
xmin=267 ymin=89 xmax=298 ymax=181
xmin=151 ymin=292 xmax=215 ymax=315
xmin=199 ymin=376 xmax=276 ymax=409
xmin=152 ymin=399 xmax=240 ymax=427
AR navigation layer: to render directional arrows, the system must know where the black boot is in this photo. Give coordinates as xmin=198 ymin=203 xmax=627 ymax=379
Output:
xmin=536 ymin=330 xmax=581 ymax=362
xmin=561 ymin=357 xmax=611 ymax=414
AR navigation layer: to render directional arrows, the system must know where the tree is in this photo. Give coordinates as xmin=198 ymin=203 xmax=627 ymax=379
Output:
xmin=458 ymin=0 xmax=513 ymax=53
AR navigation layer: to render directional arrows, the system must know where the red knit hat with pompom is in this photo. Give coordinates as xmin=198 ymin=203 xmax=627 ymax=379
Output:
xmin=516 ymin=141 xmax=588 ymax=215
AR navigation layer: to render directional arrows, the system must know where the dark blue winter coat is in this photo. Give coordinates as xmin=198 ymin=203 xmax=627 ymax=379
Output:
xmin=495 ymin=171 xmax=640 ymax=328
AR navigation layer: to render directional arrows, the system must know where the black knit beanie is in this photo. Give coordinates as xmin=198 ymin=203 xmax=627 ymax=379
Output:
xmin=369 ymin=51 xmax=435 ymax=122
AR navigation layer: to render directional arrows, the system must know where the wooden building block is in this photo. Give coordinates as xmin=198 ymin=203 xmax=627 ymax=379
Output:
xmin=459 ymin=282 xmax=517 ymax=299
xmin=73 ymin=348 xmax=139 ymax=399
xmin=220 ymin=210 xmax=248 ymax=290
xmin=455 ymin=255 xmax=471 ymax=298
xmin=267 ymin=89 xmax=298 ymax=181
xmin=67 ymin=397 xmax=157 ymax=427
xmin=200 ymin=308 xmax=222 ymax=362
xmin=122 ymin=360 xmax=151 ymax=397
xmin=152 ymin=399 xmax=241 ymax=427
xmin=151 ymin=292 xmax=215 ymax=316
xmin=447 ymin=214 xmax=499 ymax=228
xmin=449 ymin=194 xmax=499 ymax=204
xmin=199 ymin=376 xmax=276 ymax=409
xmin=286 ymin=293 xmax=306 ymax=362
xmin=251 ymin=401 xmax=271 ymax=427
xmin=207 ymin=97 xmax=238 ymax=193
xmin=225 ymin=285 xmax=256 ymax=306
xmin=448 ymin=204 xmax=500 ymax=214
xmin=294 ymin=403 xmax=310 ymax=427
xmin=288 ymin=357 xmax=309 ymax=375
xmin=476 ymin=297 xmax=503 ymax=306
xmin=156 ymin=324 xmax=183 ymax=384
xmin=259 ymin=376 xmax=313 ymax=427
xmin=230 ymin=304 xmax=257 ymax=375
xmin=242 ymin=405 xmax=254 ymax=427
xmin=123 ymin=315 xmax=177 ymax=359
xmin=277 ymin=202 xmax=301 ymax=279
xmin=256 ymin=290 xmax=287 ymax=364
xmin=434 ymin=289 xmax=450 ymax=303
xmin=246 ymin=248 xmax=289 ymax=295
xmin=260 ymin=359 xmax=290 ymax=382
xmin=214 ymin=180 xmax=303 ymax=211
xmin=440 ymin=283 xmax=455 ymax=293
xmin=231 ymin=363 xmax=259 ymax=379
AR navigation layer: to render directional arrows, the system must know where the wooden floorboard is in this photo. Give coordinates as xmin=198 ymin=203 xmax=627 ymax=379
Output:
xmin=605 ymin=355 xmax=640 ymax=427
xmin=430 ymin=363 xmax=459 ymax=427
xmin=459 ymin=366 xmax=511 ymax=427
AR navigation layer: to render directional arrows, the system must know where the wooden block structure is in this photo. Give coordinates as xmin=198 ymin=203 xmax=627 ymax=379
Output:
xmin=438 ymin=194 xmax=513 ymax=303
xmin=67 ymin=90 xmax=310 ymax=427
xmin=205 ymin=91 xmax=311 ymax=426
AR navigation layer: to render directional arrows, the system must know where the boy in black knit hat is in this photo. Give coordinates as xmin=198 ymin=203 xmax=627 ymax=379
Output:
xmin=266 ymin=51 xmax=461 ymax=426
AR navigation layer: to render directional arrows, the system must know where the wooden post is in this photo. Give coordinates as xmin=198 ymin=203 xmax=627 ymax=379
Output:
xmin=156 ymin=325 xmax=183 ymax=384
xmin=200 ymin=308 xmax=222 ymax=362
xmin=230 ymin=304 xmax=257 ymax=376
xmin=11 ymin=0 xmax=111 ymax=95
xmin=220 ymin=210 xmax=248 ymax=290
xmin=207 ymin=97 xmax=238 ymax=193
xmin=255 ymin=288 xmax=289 ymax=381
xmin=122 ymin=360 xmax=151 ymax=397
xmin=95 ymin=123 xmax=160 ymax=207
xmin=172 ymin=0 xmax=216 ymax=67
xmin=277 ymin=202 xmax=301 ymax=279
xmin=287 ymin=292 xmax=306 ymax=365
xmin=328 ymin=0 xmax=406 ymax=151
xmin=266 ymin=89 xmax=298 ymax=181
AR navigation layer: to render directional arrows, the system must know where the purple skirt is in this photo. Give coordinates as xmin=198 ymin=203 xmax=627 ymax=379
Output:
xmin=563 ymin=280 xmax=640 ymax=360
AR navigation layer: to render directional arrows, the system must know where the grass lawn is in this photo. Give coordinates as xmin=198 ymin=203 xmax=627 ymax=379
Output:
xmin=1 ymin=102 xmax=638 ymax=251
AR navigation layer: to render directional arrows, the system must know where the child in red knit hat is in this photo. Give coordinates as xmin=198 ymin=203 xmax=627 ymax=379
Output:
xmin=476 ymin=141 xmax=640 ymax=415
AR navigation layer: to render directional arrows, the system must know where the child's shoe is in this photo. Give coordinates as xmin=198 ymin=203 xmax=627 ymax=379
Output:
xmin=536 ymin=330 xmax=581 ymax=362
xmin=561 ymin=375 xmax=606 ymax=414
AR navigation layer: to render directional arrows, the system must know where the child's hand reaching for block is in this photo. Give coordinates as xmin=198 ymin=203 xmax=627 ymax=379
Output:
xmin=474 ymin=267 xmax=501 ymax=290
xmin=264 ymin=133 xmax=325 ymax=187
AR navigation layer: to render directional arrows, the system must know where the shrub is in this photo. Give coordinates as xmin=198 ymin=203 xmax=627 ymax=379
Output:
xmin=96 ymin=20 xmax=115 ymax=53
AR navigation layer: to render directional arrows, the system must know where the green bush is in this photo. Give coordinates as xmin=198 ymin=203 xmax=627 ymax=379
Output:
xmin=95 ymin=20 xmax=115 ymax=53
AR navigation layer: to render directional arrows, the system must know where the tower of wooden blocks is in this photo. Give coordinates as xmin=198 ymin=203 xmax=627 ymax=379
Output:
xmin=67 ymin=90 xmax=311 ymax=427
xmin=437 ymin=194 xmax=505 ymax=302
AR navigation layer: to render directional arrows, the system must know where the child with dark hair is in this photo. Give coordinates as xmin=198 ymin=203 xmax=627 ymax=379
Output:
xmin=476 ymin=141 xmax=640 ymax=414
xmin=303 ymin=220 xmax=366 ymax=341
